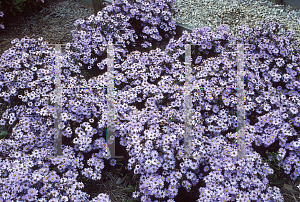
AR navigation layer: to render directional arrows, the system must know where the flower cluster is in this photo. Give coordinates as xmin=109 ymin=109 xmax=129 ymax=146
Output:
xmin=0 ymin=0 xmax=181 ymax=200
xmin=0 ymin=36 xmax=111 ymax=201
xmin=0 ymin=0 xmax=300 ymax=200
xmin=64 ymin=0 xmax=179 ymax=83
xmin=108 ymin=21 xmax=300 ymax=201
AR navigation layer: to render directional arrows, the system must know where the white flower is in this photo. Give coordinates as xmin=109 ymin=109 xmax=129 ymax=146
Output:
xmin=290 ymin=106 xmax=298 ymax=114
xmin=61 ymin=196 xmax=68 ymax=201
xmin=2 ymin=192 xmax=10 ymax=199
xmin=231 ymin=150 xmax=238 ymax=157
xmin=284 ymin=129 xmax=293 ymax=136
xmin=263 ymin=103 xmax=271 ymax=111
xmin=293 ymin=141 xmax=300 ymax=148
xmin=85 ymin=126 xmax=93 ymax=132
xmin=133 ymin=191 xmax=140 ymax=198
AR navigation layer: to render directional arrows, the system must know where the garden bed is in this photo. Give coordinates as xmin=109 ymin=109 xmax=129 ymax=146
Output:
xmin=1 ymin=1 xmax=299 ymax=201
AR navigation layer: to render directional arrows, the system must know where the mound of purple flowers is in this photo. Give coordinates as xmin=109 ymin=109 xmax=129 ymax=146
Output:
xmin=0 ymin=0 xmax=300 ymax=201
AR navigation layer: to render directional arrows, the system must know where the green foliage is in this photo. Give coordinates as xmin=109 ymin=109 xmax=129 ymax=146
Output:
xmin=261 ymin=150 xmax=287 ymax=186
xmin=111 ymin=167 xmax=124 ymax=177
xmin=80 ymin=69 xmax=93 ymax=81
xmin=0 ymin=131 xmax=8 ymax=139
xmin=2 ymin=0 xmax=27 ymax=16
xmin=123 ymin=184 xmax=141 ymax=202
xmin=0 ymin=0 xmax=44 ymax=28
xmin=168 ymin=115 xmax=179 ymax=123
xmin=117 ymin=161 xmax=123 ymax=166
xmin=123 ymin=185 xmax=135 ymax=193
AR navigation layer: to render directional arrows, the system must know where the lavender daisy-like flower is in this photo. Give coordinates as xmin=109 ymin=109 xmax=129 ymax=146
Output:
xmin=133 ymin=191 xmax=140 ymax=198
xmin=109 ymin=159 xmax=117 ymax=166
xmin=289 ymin=106 xmax=298 ymax=114
xmin=27 ymin=188 xmax=38 ymax=196
xmin=195 ymin=56 xmax=202 ymax=65
xmin=204 ymin=166 xmax=210 ymax=172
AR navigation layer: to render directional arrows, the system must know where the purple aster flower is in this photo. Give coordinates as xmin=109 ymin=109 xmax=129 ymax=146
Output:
xmin=290 ymin=106 xmax=298 ymax=114
xmin=25 ymin=194 xmax=35 ymax=201
xmin=195 ymin=56 xmax=202 ymax=64
xmin=204 ymin=165 xmax=210 ymax=172
xmin=27 ymin=188 xmax=38 ymax=196
xmin=109 ymin=159 xmax=117 ymax=166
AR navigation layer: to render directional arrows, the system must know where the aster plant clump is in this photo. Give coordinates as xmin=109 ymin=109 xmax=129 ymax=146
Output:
xmin=0 ymin=36 xmax=116 ymax=201
xmin=106 ymin=21 xmax=300 ymax=201
xmin=161 ymin=21 xmax=300 ymax=201
xmin=0 ymin=0 xmax=300 ymax=201
xmin=111 ymin=22 xmax=299 ymax=201
xmin=0 ymin=0 xmax=180 ymax=201
xmin=66 ymin=0 xmax=179 ymax=82
xmin=231 ymin=21 xmax=300 ymax=182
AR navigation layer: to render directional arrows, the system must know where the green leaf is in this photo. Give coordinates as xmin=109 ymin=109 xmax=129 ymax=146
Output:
xmin=16 ymin=6 xmax=23 ymax=12
xmin=124 ymin=200 xmax=134 ymax=202
xmin=111 ymin=170 xmax=120 ymax=175
xmin=117 ymin=162 xmax=123 ymax=166
xmin=123 ymin=185 xmax=135 ymax=193
xmin=0 ymin=131 xmax=8 ymax=139
xmin=270 ymin=179 xmax=286 ymax=185
xmin=0 ymin=131 xmax=8 ymax=136
xmin=5 ymin=0 xmax=11 ymax=5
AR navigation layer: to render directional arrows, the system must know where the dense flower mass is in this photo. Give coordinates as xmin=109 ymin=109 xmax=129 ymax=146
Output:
xmin=65 ymin=0 xmax=179 ymax=80
xmin=0 ymin=35 xmax=111 ymax=201
xmin=109 ymin=21 xmax=300 ymax=201
xmin=0 ymin=0 xmax=300 ymax=201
